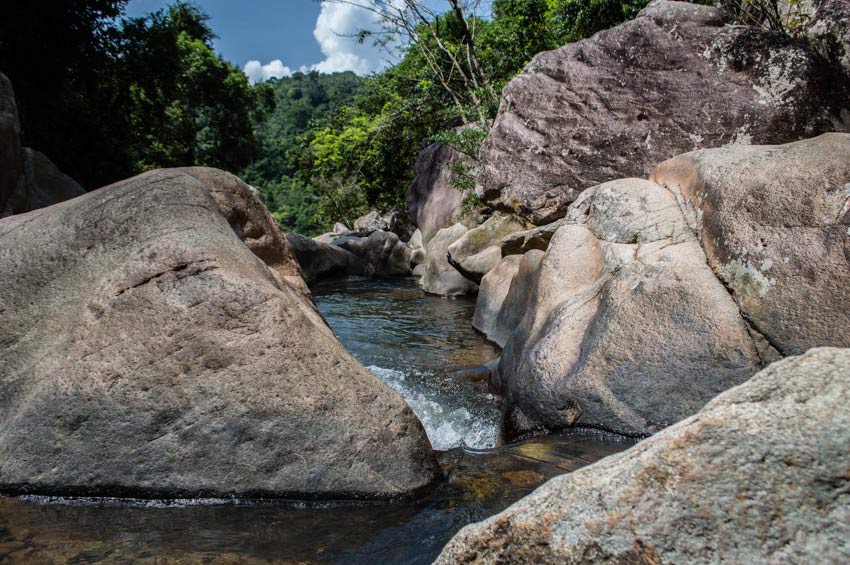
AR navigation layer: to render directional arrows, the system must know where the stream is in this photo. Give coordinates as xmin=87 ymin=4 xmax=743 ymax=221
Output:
xmin=0 ymin=277 xmax=635 ymax=563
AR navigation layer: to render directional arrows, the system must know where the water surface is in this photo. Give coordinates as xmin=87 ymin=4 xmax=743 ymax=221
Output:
xmin=0 ymin=277 xmax=635 ymax=563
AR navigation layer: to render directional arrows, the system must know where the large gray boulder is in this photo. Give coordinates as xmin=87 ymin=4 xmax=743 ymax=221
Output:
xmin=790 ymin=0 xmax=850 ymax=74
xmin=0 ymin=73 xmax=20 ymax=215
xmin=5 ymin=148 xmax=86 ymax=219
xmin=286 ymin=233 xmax=370 ymax=285
xmin=447 ymin=214 xmax=530 ymax=284
xmin=438 ymin=348 xmax=850 ymax=564
xmin=0 ymin=72 xmax=86 ymax=218
xmin=497 ymin=178 xmax=762 ymax=437
xmin=490 ymin=250 xmax=545 ymax=349
xmin=180 ymin=167 xmax=306 ymax=294
xmin=0 ymin=168 xmax=438 ymax=498
xmin=477 ymin=0 xmax=848 ymax=225
xmin=499 ymin=219 xmax=564 ymax=257
xmin=420 ymin=223 xmax=477 ymax=297
xmin=334 ymin=230 xmax=412 ymax=277
xmin=405 ymin=142 xmax=467 ymax=243
xmin=651 ymin=133 xmax=850 ymax=355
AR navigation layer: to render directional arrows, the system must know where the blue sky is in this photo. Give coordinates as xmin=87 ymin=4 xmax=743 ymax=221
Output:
xmin=125 ymin=0 xmax=401 ymax=82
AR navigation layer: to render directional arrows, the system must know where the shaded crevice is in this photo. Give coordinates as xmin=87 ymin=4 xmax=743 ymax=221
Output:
xmin=114 ymin=260 xmax=218 ymax=297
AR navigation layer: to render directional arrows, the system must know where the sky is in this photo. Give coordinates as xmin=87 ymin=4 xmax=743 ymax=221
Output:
xmin=125 ymin=0 xmax=401 ymax=83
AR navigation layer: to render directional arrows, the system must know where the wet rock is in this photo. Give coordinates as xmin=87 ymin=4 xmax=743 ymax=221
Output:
xmin=438 ymin=348 xmax=850 ymax=564
xmin=334 ymin=230 xmax=412 ymax=277
xmin=477 ymin=0 xmax=848 ymax=225
xmin=406 ymin=142 xmax=468 ymax=243
xmin=447 ymin=214 xmax=530 ymax=284
xmin=473 ymin=255 xmax=522 ymax=345
xmin=286 ymin=233 xmax=370 ymax=285
xmin=420 ymin=223 xmax=477 ymax=297
xmin=651 ymin=133 xmax=850 ymax=355
xmin=0 ymin=168 xmax=438 ymax=498
xmin=499 ymin=219 xmax=565 ymax=256
xmin=498 ymin=178 xmax=762 ymax=437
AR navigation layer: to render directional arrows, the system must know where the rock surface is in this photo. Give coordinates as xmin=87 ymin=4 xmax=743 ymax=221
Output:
xmin=286 ymin=233 xmax=370 ymax=285
xmin=490 ymin=250 xmax=545 ymax=349
xmin=477 ymin=0 xmax=848 ymax=225
xmin=405 ymin=142 xmax=467 ymax=243
xmin=447 ymin=214 xmax=529 ymax=284
xmin=438 ymin=348 xmax=850 ymax=564
xmin=796 ymin=0 xmax=850 ymax=74
xmin=0 ymin=72 xmax=86 ymax=217
xmin=0 ymin=168 xmax=438 ymax=498
xmin=651 ymin=133 xmax=850 ymax=355
xmin=180 ymin=167 xmax=306 ymax=293
xmin=499 ymin=220 xmax=564 ymax=256
xmin=420 ymin=223 xmax=477 ymax=297
xmin=497 ymin=178 xmax=762 ymax=436
xmin=0 ymin=72 xmax=20 ymax=215
xmin=353 ymin=210 xmax=388 ymax=232
xmin=472 ymin=255 xmax=522 ymax=346
xmin=334 ymin=230 xmax=412 ymax=277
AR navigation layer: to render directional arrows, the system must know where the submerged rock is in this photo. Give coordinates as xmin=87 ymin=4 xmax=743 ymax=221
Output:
xmin=421 ymin=223 xmax=477 ymax=297
xmin=651 ymin=132 xmax=850 ymax=355
xmin=438 ymin=348 xmax=850 ymax=563
xmin=406 ymin=142 xmax=468 ymax=243
xmin=0 ymin=168 xmax=438 ymax=498
xmin=497 ymin=178 xmax=762 ymax=436
xmin=477 ymin=0 xmax=848 ymax=224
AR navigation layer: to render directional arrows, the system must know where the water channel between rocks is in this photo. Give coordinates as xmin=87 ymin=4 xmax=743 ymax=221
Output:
xmin=0 ymin=277 xmax=636 ymax=563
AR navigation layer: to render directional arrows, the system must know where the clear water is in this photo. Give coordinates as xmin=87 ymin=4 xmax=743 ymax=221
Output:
xmin=0 ymin=277 xmax=635 ymax=563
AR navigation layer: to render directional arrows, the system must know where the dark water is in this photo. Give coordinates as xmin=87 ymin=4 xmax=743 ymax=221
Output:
xmin=0 ymin=277 xmax=634 ymax=563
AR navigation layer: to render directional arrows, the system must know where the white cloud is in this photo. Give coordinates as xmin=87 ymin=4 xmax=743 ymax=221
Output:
xmin=243 ymin=59 xmax=294 ymax=84
xmin=311 ymin=2 xmax=391 ymax=74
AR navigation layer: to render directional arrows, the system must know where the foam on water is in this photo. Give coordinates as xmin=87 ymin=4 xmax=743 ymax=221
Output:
xmin=368 ymin=365 xmax=499 ymax=450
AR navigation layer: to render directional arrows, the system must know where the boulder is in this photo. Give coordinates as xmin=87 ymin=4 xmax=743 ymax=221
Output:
xmin=383 ymin=208 xmax=417 ymax=242
xmin=405 ymin=142 xmax=467 ymax=243
xmin=334 ymin=230 xmax=412 ymax=277
xmin=179 ymin=167 xmax=306 ymax=294
xmin=0 ymin=168 xmax=438 ymax=498
xmin=651 ymin=133 xmax=850 ymax=355
xmin=438 ymin=348 xmax=850 ymax=563
xmin=420 ymin=223 xmax=477 ymax=297
xmin=333 ymin=222 xmax=350 ymax=234
xmin=0 ymin=72 xmax=87 ymax=218
xmin=499 ymin=219 xmax=565 ymax=256
xmin=792 ymin=0 xmax=850 ymax=74
xmin=4 ymin=148 xmax=85 ymax=219
xmin=488 ymin=250 xmax=545 ymax=349
xmin=0 ymin=72 xmax=20 ymax=215
xmin=477 ymin=0 xmax=848 ymax=225
xmin=447 ymin=214 xmax=530 ymax=284
xmin=472 ymin=255 xmax=522 ymax=345
xmin=497 ymin=178 xmax=762 ymax=437
xmin=353 ymin=210 xmax=388 ymax=232
xmin=286 ymin=233 xmax=370 ymax=285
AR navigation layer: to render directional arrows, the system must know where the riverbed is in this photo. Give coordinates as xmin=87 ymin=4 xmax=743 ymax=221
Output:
xmin=0 ymin=277 xmax=634 ymax=563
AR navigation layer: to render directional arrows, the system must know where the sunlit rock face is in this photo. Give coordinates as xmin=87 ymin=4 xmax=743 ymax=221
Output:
xmin=439 ymin=348 xmax=850 ymax=563
xmin=651 ymin=133 xmax=850 ymax=355
xmin=405 ymin=142 xmax=468 ymax=244
xmin=477 ymin=0 xmax=849 ymax=225
xmin=495 ymin=178 xmax=762 ymax=437
xmin=0 ymin=168 xmax=437 ymax=499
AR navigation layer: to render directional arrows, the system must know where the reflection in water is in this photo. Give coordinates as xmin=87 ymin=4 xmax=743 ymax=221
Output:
xmin=0 ymin=277 xmax=636 ymax=563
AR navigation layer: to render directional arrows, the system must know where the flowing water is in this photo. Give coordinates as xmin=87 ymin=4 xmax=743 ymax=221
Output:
xmin=0 ymin=277 xmax=635 ymax=563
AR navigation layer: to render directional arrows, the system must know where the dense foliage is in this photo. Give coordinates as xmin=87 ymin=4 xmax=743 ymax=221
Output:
xmin=249 ymin=0 xmax=651 ymax=235
xmin=0 ymin=1 xmax=272 ymax=189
